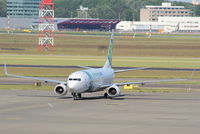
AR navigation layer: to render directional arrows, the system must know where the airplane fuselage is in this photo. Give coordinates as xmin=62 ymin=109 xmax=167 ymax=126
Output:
xmin=67 ymin=68 xmax=114 ymax=93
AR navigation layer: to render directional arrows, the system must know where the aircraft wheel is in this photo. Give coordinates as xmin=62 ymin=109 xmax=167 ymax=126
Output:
xmin=72 ymin=93 xmax=78 ymax=100
xmin=72 ymin=93 xmax=82 ymax=100
xmin=104 ymin=93 xmax=108 ymax=98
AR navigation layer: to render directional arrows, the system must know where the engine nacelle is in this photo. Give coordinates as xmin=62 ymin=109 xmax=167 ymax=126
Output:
xmin=107 ymin=85 xmax=121 ymax=97
xmin=54 ymin=83 xmax=68 ymax=96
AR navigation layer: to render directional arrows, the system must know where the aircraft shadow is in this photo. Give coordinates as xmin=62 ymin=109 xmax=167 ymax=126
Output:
xmin=80 ymin=96 xmax=106 ymax=100
xmin=58 ymin=96 xmax=73 ymax=99
xmin=80 ymin=94 xmax=125 ymax=100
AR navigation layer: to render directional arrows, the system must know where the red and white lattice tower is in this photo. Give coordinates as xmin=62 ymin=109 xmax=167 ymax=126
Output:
xmin=38 ymin=0 xmax=55 ymax=51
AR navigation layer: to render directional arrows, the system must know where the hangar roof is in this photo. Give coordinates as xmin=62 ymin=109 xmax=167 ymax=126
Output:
xmin=58 ymin=19 xmax=120 ymax=25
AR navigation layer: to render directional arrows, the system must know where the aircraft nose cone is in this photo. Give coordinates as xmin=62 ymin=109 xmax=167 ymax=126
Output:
xmin=67 ymin=83 xmax=73 ymax=89
xmin=67 ymin=79 xmax=86 ymax=93
xmin=67 ymin=71 xmax=90 ymax=93
xmin=68 ymin=83 xmax=83 ymax=93
xmin=67 ymin=83 xmax=76 ymax=92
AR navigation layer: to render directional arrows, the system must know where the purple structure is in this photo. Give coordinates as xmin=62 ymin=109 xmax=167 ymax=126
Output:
xmin=57 ymin=19 xmax=120 ymax=31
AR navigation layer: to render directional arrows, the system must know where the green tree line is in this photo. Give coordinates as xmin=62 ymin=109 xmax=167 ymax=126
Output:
xmin=54 ymin=0 xmax=168 ymax=20
xmin=0 ymin=0 xmax=6 ymax=17
xmin=0 ymin=0 xmax=200 ymax=20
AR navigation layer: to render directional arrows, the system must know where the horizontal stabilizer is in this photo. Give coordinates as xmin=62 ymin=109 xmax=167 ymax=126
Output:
xmin=77 ymin=65 xmax=95 ymax=69
xmin=114 ymin=67 xmax=147 ymax=73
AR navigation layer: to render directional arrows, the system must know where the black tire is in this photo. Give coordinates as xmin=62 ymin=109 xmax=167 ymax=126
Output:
xmin=72 ymin=93 xmax=77 ymax=100
xmin=104 ymin=93 xmax=108 ymax=98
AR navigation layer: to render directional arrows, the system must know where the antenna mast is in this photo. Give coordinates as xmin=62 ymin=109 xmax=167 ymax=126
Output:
xmin=38 ymin=0 xmax=55 ymax=51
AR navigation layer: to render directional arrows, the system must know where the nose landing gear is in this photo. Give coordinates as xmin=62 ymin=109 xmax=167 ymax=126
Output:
xmin=104 ymin=93 xmax=108 ymax=98
xmin=72 ymin=93 xmax=82 ymax=100
xmin=104 ymin=93 xmax=113 ymax=99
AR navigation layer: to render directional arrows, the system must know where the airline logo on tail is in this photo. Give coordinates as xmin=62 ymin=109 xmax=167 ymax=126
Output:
xmin=104 ymin=31 xmax=114 ymax=68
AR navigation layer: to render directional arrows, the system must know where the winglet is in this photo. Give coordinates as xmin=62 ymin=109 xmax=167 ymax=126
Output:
xmin=4 ymin=64 xmax=8 ymax=75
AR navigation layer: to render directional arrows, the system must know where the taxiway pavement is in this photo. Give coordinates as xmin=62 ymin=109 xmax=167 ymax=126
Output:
xmin=0 ymin=90 xmax=200 ymax=134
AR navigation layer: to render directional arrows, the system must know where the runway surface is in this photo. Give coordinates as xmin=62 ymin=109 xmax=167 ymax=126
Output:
xmin=0 ymin=90 xmax=200 ymax=134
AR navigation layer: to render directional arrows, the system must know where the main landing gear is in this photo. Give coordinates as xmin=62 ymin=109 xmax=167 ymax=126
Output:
xmin=72 ymin=93 xmax=82 ymax=100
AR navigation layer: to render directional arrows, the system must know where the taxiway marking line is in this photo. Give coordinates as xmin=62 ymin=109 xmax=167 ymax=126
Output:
xmin=0 ymin=101 xmax=73 ymax=113
xmin=6 ymin=117 xmax=22 ymax=121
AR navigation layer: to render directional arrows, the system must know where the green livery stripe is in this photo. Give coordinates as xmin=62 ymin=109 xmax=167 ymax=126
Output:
xmin=81 ymin=70 xmax=92 ymax=80
xmin=107 ymin=32 xmax=114 ymax=66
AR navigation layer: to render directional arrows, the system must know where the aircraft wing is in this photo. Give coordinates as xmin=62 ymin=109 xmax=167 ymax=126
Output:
xmin=114 ymin=78 xmax=187 ymax=86
xmin=114 ymin=67 xmax=147 ymax=73
xmin=4 ymin=64 xmax=66 ymax=84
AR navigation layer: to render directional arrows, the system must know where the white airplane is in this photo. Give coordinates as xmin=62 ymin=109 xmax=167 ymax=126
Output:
xmin=4 ymin=31 xmax=186 ymax=100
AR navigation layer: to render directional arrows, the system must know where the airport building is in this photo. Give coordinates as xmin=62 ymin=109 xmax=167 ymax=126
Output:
xmin=57 ymin=19 xmax=120 ymax=31
xmin=0 ymin=17 xmax=35 ymax=29
xmin=7 ymin=0 xmax=41 ymax=18
xmin=116 ymin=17 xmax=200 ymax=33
xmin=158 ymin=17 xmax=200 ymax=32
xmin=1 ymin=15 xmax=200 ymax=33
xmin=140 ymin=3 xmax=190 ymax=21
xmin=116 ymin=21 xmax=177 ymax=33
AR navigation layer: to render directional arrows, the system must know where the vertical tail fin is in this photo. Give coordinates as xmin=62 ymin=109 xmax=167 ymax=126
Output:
xmin=103 ymin=30 xmax=114 ymax=68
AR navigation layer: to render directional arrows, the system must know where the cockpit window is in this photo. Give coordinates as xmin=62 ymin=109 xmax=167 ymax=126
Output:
xmin=68 ymin=78 xmax=81 ymax=81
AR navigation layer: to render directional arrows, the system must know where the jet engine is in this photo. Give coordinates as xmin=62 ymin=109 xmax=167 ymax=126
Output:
xmin=107 ymin=85 xmax=121 ymax=97
xmin=54 ymin=83 xmax=68 ymax=96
